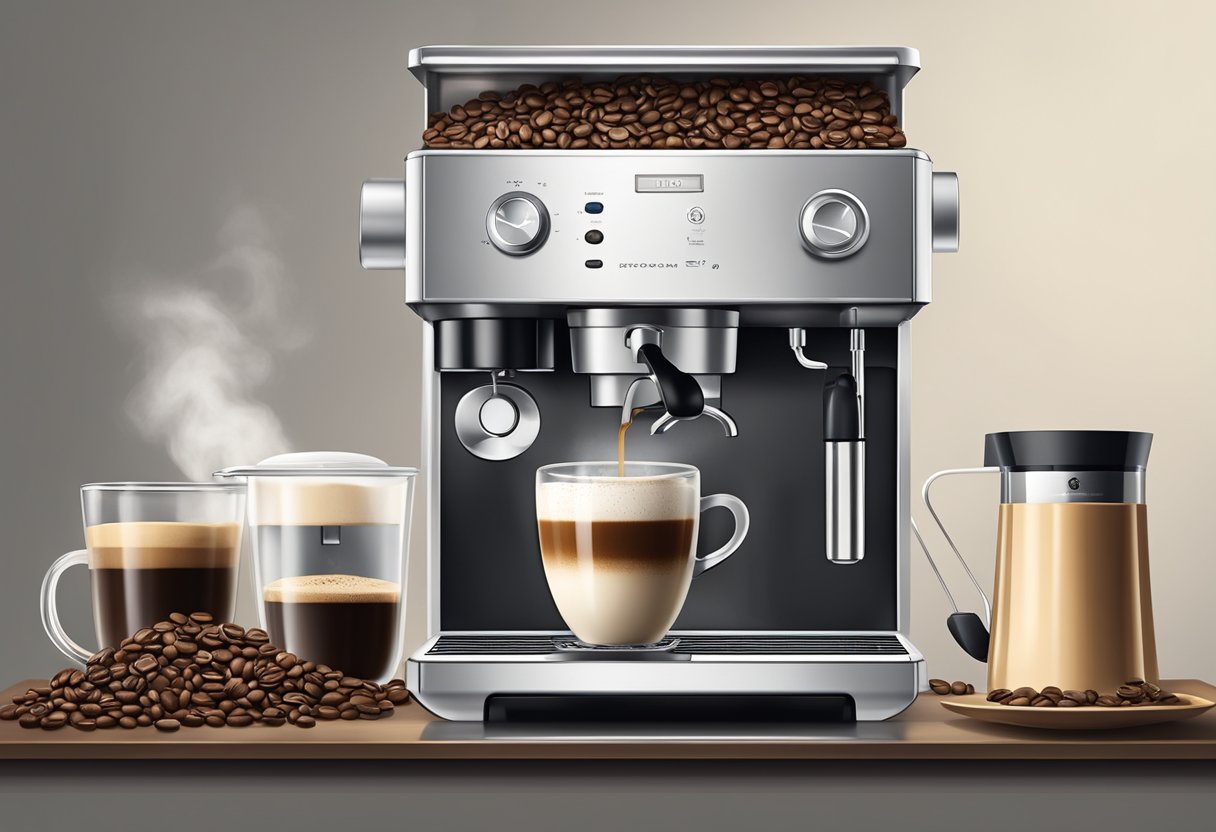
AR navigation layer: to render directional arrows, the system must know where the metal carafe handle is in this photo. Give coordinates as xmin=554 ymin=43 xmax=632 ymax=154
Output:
xmin=912 ymin=467 xmax=999 ymax=662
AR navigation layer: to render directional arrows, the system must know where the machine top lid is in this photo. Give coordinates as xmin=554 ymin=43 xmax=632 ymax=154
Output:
xmin=984 ymin=431 xmax=1153 ymax=472
xmin=215 ymin=451 xmax=419 ymax=478
xmin=408 ymin=45 xmax=921 ymax=88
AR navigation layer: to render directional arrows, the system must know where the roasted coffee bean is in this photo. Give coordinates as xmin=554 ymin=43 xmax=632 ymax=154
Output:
xmin=0 ymin=703 xmax=18 ymax=720
xmin=928 ymin=679 xmax=952 ymax=696
xmin=350 ymin=695 xmax=380 ymax=715
xmin=1096 ymin=695 xmax=1121 ymax=707
xmin=1117 ymin=684 xmax=1143 ymax=700
xmin=1062 ymin=690 xmax=1088 ymax=705
xmin=949 ymin=681 xmax=967 ymax=696
xmin=155 ymin=718 xmax=181 ymax=732
xmin=1005 ymin=696 xmax=1032 ymax=707
xmin=986 ymin=689 xmax=1012 ymax=703
xmin=132 ymin=655 xmax=158 ymax=675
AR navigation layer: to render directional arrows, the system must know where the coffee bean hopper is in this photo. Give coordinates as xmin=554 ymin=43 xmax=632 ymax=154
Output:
xmin=359 ymin=46 xmax=959 ymax=721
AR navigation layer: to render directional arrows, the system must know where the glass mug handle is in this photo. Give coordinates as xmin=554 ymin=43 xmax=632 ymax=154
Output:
xmin=40 ymin=549 xmax=94 ymax=666
xmin=693 ymin=493 xmax=750 ymax=577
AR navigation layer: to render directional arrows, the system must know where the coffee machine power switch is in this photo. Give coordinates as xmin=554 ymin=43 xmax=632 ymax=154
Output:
xmin=486 ymin=192 xmax=550 ymax=255
xmin=799 ymin=190 xmax=870 ymax=259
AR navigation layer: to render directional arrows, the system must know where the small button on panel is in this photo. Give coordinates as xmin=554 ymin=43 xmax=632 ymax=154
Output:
xmin=585 ymin=259 xmax=603 ymax=269
xmin=584 ymin=201 xmax=604 ymax=214
xmin=584 ymin=229 xmax=604 ymax=245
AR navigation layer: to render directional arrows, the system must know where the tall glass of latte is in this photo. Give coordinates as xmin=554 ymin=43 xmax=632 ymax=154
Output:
xmin=536 ymin=462 xmax=749 ymax=646
xmin=41 ymin=482 xmax=246 ymax=665
xmin=217 ymin=453 xmax=418 ymax=683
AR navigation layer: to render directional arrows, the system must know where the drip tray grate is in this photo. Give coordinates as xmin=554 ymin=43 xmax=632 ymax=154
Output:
xmin=426 ymin=634 xmax=908 ymax=657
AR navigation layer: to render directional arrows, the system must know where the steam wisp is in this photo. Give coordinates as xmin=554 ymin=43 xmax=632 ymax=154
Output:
xmin=122 ymin=206 xmax=300 ymax=480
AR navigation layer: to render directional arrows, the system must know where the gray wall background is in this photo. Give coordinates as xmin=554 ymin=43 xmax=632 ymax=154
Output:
xmin=3 ymin=0 xmax=1214 ymax=693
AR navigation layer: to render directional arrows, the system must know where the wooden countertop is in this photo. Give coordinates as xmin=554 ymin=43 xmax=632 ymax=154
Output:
xmin=2 ymin=679 xmax=1214 ymax=761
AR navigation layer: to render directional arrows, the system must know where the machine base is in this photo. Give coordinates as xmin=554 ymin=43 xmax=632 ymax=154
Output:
xmin=408 ymin=633 xmax=925 ymax=721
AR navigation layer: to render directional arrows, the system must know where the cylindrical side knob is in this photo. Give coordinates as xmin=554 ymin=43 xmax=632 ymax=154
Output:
xmin=360 ymin=178 xmax=406 ymax=269
xmin=931 ymin=172 xmax=960 ymax=253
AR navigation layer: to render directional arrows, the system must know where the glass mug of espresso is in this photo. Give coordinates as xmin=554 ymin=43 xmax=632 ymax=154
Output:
xmin=41 ymin=482 xmax=246 ymax=665
xmin=217 ymin=453 xmax=418 ymax=684
xmin=536 ymin=462 xmax=749 ymax=646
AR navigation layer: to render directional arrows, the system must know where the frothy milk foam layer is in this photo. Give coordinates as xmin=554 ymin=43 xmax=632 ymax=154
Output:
xmin=86 ymin=522 xmax=242 ymax=569
xmin=536 ymin=477 xmax=697 ymax=522
xmin=250 ymin=480 xmax=406 ymax=526
xmin=263 ymin=574 xmax=400 ymax=604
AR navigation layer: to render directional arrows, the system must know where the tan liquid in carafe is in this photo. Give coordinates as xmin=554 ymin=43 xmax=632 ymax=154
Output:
xmin=988 ymin=502 xmax=1157 ymax=693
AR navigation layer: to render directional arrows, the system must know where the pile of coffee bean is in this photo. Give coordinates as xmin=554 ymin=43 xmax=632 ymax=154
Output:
xmin=423 ymin=75 xmax=907 ymax=150
xmin=987 ymin=680 xmax=1187 ymax=708
xmin=0 ymin=612 xmax=410 ymax=732
xmin=929 ymin=679 xmax=975 ymax=696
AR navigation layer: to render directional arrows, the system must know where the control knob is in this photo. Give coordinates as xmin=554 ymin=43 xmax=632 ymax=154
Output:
xmin=487 ymin=191 xmax=550 ymax=255
xmin=799 ymin=189 xmax=869 ymax=259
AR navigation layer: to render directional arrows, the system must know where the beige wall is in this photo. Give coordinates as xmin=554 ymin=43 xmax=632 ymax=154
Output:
xmin=3 ymin=0 xmax=1213 ymax=688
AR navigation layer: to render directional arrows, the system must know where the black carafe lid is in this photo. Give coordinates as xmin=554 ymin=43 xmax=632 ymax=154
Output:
xmin=983 ymin=430 xmax=1152 ymax=472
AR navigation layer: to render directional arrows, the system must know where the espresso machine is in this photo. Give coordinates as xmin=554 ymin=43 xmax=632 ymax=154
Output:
xmin=359 ymin=46 xmax=959 ymax=721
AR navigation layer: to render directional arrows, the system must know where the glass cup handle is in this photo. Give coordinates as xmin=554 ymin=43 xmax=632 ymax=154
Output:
xmin=40 ymin=549 xmax=94 ymax=666
xmin=693 ymin=493 xmax=750 ymax=577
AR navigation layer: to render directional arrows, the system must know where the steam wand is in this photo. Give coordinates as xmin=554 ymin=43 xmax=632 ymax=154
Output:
xmin=789 ymin=327 xmax=866 ymax=564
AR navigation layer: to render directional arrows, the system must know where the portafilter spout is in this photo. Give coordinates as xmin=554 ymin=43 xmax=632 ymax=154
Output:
xmin=622 ymin=325 xmax=737 ymax=437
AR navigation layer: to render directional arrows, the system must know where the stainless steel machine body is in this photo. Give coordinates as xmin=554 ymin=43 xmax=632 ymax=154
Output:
xmin=361 ymin=46 xmax=959 ymax=721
